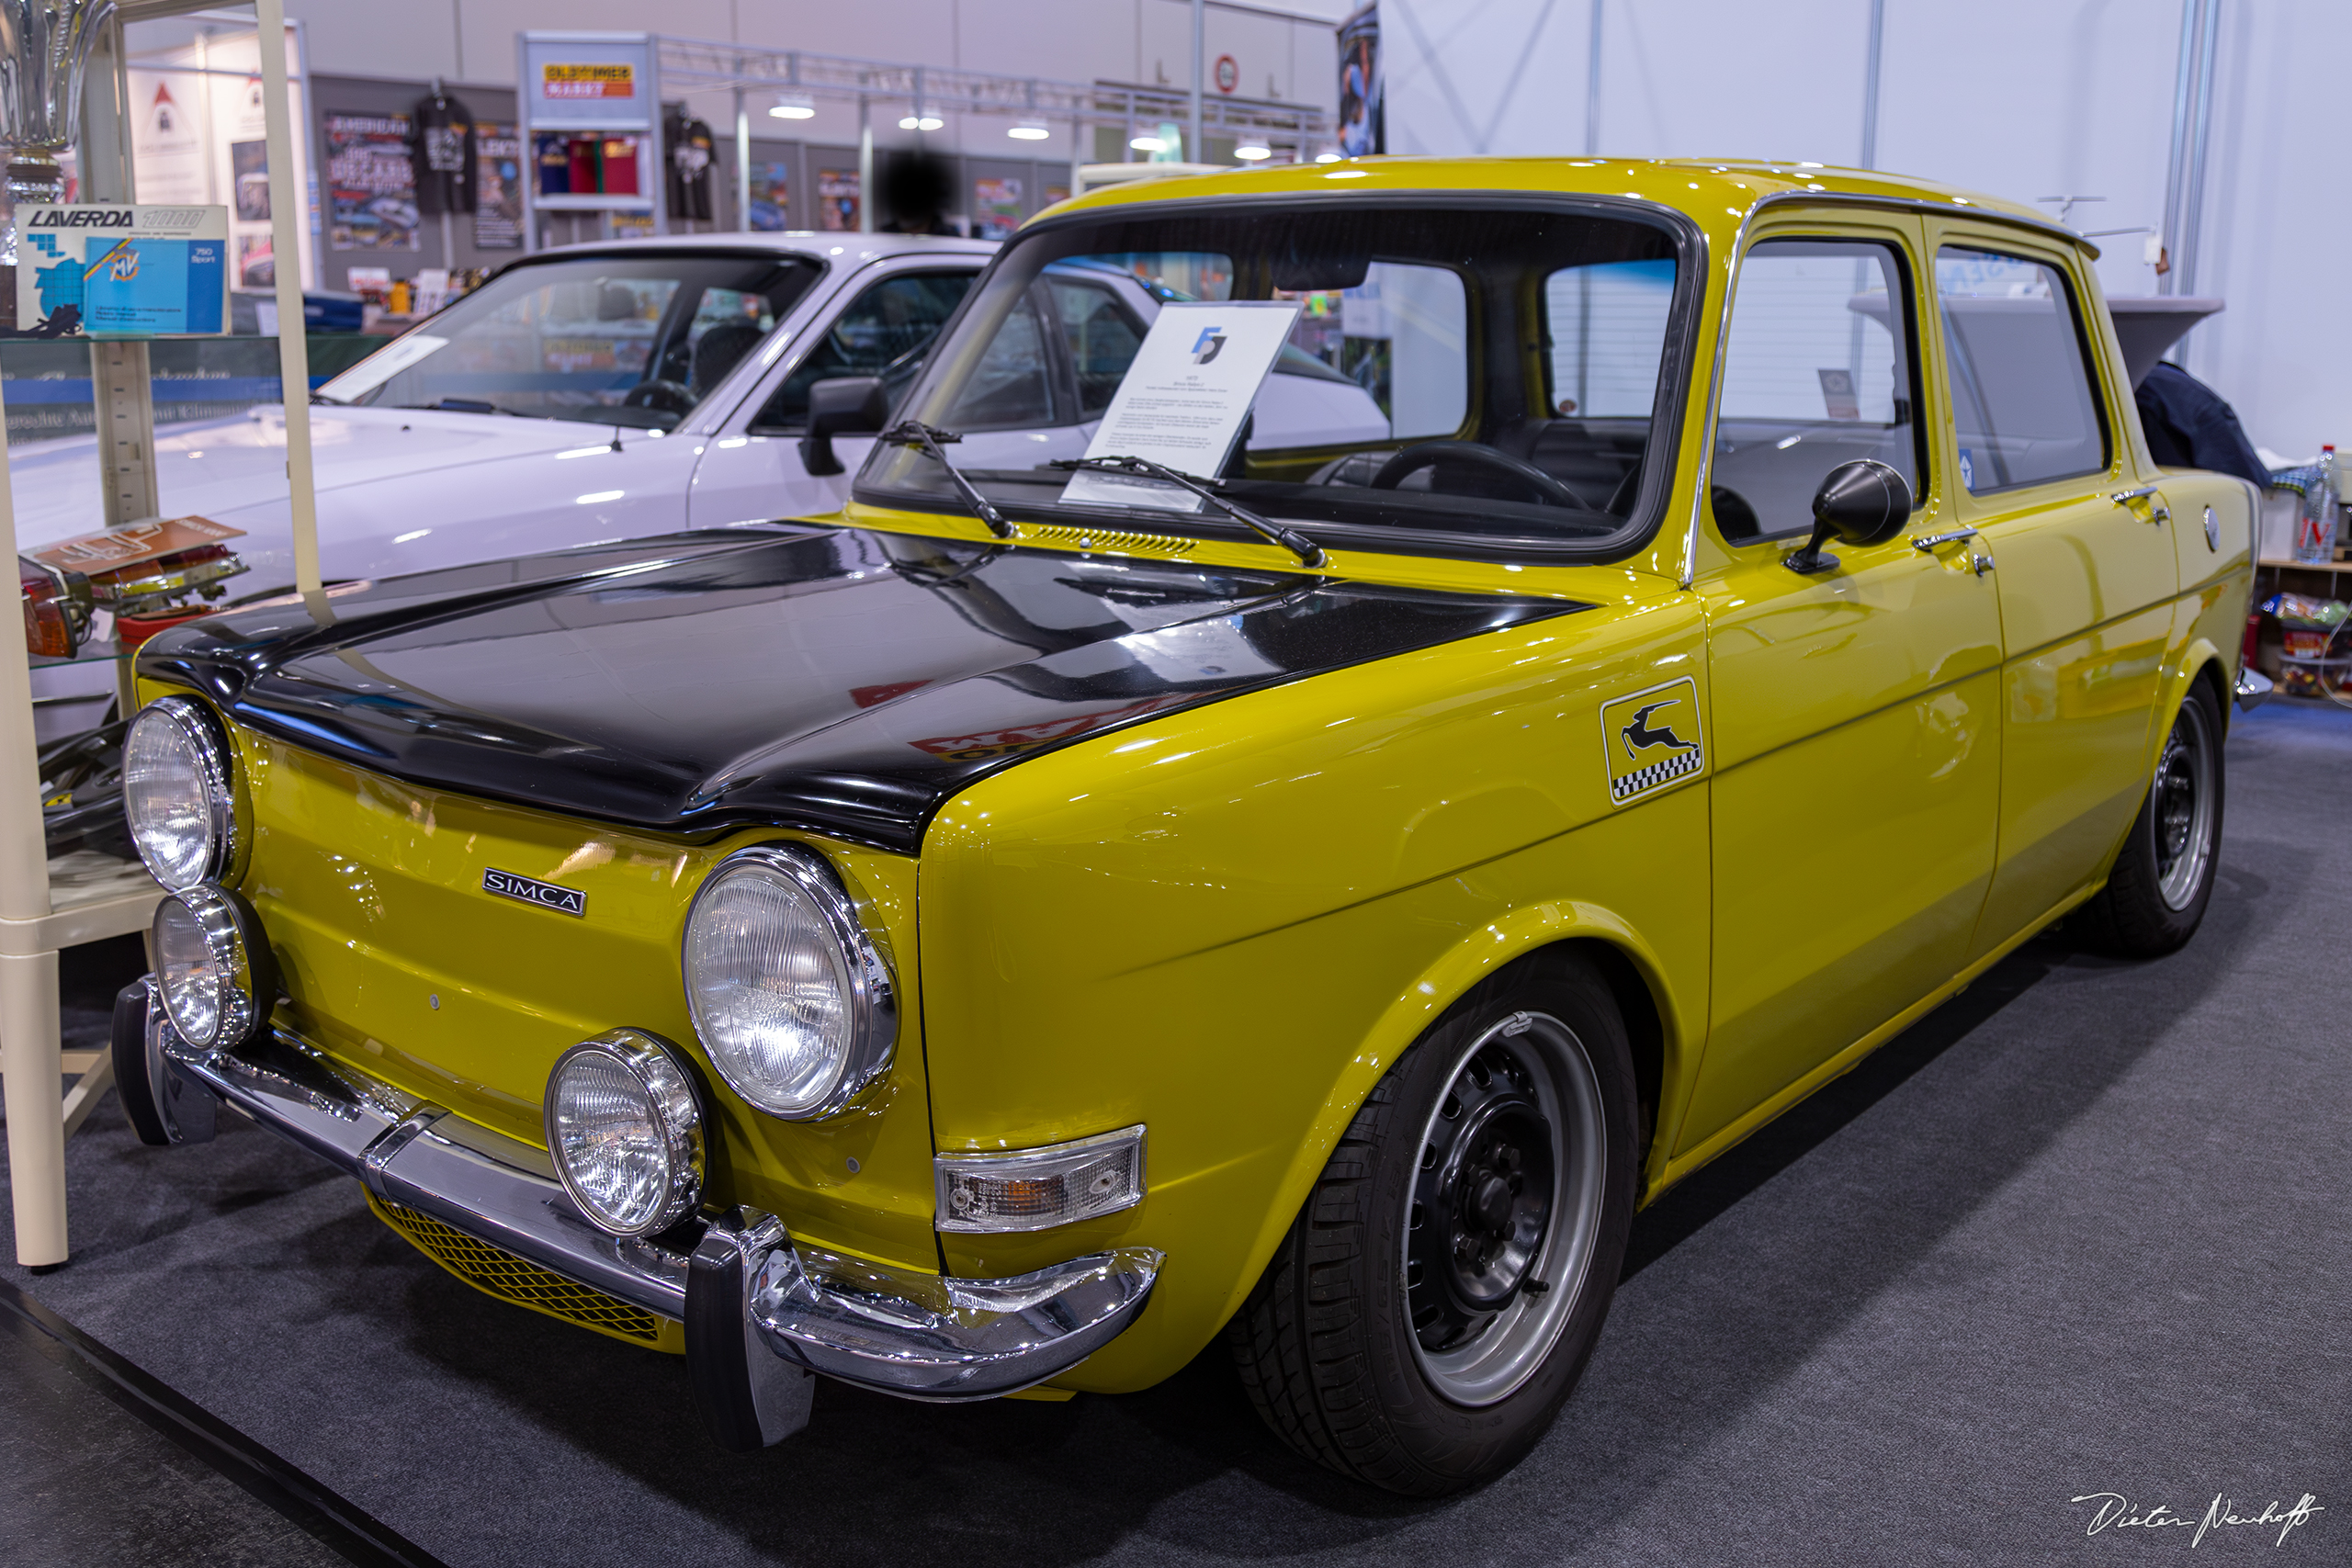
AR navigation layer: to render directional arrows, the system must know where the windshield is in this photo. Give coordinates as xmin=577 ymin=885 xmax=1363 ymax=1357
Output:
xmin=862 ymin=201 xmax=1693 ymax=557
xmin=317 ymin=250 xmax=822 ymax=429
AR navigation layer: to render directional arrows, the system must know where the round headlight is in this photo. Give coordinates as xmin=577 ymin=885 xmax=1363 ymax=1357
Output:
xmin=682 ymin=844 xmax=896 ymax=1120
xmin=123 ymin=697 xmax=236 ymax=890
xmin=152 ymin=885 xmax=274 ymax=1053
xmin=545 ymin=1030 xmax=705 ymax=1236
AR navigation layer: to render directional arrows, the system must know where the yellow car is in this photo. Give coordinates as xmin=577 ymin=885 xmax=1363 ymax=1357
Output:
xmin=112 ymin=157 xmax=2256 ymax=1496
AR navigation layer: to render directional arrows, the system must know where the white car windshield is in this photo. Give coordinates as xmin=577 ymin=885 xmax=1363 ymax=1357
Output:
xmin=317 ymin=250 xmax=822 ymax=429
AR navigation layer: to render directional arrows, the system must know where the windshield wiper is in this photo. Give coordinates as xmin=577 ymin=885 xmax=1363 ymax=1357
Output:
xmin=880 ymin=422 xmax=1014 ymax=537
xmin=1051 ymin=455 xmax=1327 ymax=568
xmin=398 ymin=398 xmax=523 ymax=416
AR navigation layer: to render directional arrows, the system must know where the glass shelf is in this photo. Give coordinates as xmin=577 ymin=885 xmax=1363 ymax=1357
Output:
xmin=30 ymin=638 xmax=135 ymax=670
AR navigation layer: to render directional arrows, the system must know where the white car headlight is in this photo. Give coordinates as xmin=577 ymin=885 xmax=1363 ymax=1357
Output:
xmin=123 ymin=696 xmax=236 ymax=890
xmin=682 ymin=844 xmax=896 ymax=1120
xmin=152 ymin=884 xmax=274 ymax=1053
xmin=545 ymin=1030 xmax=705 ymax=1236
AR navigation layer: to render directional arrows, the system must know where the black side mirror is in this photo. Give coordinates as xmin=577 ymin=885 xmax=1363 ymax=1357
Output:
xmin=800 ymin=376 xmax=890 ymax=478
xmin=1785 ymin=459 xmax=1914 ymax=574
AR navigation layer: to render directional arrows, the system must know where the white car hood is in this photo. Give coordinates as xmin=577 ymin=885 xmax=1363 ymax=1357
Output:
xmin=6 ymin=404 xmax=653 ymax=585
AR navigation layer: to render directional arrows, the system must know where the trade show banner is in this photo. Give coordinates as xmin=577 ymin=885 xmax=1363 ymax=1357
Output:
xmin=819 ymin=169 xmax=859 ymax=231
xmin=748 ymin=163 xmax=789 ymax=231
xmin=124 ymin=23 xmax=316 ymax=288
xmin=326 ymin=114 xmax=420 ymax=251
xmin=974 ymin=176 xmax=1023 ymax=239
xmin=475 ymin=124 xmax=526 ymax=249
xmin=1338 ymin=5 xmax=1383 ymax=157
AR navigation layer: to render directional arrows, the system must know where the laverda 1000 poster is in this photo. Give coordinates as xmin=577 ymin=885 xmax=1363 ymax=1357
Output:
xmin=15 ymin=205 xmax=231 ymax=336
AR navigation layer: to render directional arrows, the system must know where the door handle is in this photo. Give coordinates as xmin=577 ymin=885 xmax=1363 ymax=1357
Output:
xmin=1910 ymin=526 xmax=1980 ymax=551
xmin=2110 ymin=485 xmax=2170 ymax=525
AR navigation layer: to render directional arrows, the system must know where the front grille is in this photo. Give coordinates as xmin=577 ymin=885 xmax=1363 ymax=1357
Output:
xmin=368 ymin=1194 xmax=682 ymax=1352
xmin=1021 ymin=522 xmax=1198 ymax=557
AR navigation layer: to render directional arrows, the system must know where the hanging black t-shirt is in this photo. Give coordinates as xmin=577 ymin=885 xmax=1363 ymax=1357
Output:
xmin=666 ymin=107 xmax=716 ymax=222
xmin=412 ymin=91 xmax=477 ymax=216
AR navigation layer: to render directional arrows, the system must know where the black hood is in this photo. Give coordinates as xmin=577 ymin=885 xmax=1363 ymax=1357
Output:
xmin=140 ymin=527 xmax=1591 ymax=853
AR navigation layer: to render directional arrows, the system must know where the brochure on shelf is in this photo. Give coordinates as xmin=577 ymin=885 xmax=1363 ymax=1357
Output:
xmin=14 ymin=205 xmax=231 ymax=336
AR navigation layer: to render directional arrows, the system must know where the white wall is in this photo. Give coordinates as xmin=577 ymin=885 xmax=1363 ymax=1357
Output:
xmin=288 ymin=0 xmax=1340 ymax=169
xmin=1381 ymin=0 xmax=2344 ymax=458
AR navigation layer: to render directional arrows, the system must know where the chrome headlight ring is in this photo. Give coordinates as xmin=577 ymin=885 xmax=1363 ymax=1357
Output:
xmin=545 ymin=1028 xmax=707 ymax=1237
xmin=123 ymin=695 xmax=239 ymax=890
xmin=682 ymin=843 xmax=898 ymax=1122
xmin=151 ymin=883 xmax=277 ymax=1055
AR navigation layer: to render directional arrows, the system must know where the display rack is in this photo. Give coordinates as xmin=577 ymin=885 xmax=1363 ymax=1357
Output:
xmin=2 ymin=0 xmax=322 ymax=1269
xmin=518 ymin=31 xmax=663 ymax=252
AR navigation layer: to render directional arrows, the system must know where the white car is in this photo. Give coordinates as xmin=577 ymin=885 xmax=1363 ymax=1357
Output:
xmin=18 ymin=231 xmax=1390 ymax=734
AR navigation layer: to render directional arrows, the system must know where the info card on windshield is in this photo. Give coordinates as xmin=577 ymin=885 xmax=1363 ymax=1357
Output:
xmin=1059 ymin=299 xmax=1300 ymax=512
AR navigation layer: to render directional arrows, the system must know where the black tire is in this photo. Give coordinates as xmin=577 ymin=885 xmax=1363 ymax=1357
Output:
xmin=1227 ymin=951 xmax=1639 ymax=1495
xmin=2074 ymin=676 xmax=2225 ymax=957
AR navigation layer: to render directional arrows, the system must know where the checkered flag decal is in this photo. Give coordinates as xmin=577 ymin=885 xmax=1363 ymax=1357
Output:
xmin=1610 ymin=748 xmax=1702 ymax=803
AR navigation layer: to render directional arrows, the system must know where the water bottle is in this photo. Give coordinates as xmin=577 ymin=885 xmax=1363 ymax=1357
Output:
xmin=2327 ymin=446 xmax=2346 ymax=553
xmin=2293 ymin=446 xmax=2338 ymax=563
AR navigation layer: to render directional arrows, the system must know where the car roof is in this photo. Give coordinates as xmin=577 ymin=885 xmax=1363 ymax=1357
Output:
xmin=1045 ymin=156 xmax=2090 ymax=258
xmin=527 ymin=231 xmax=999 ymax=265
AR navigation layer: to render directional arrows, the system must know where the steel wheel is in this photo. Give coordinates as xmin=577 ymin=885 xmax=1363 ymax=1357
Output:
xmin=1401 ymin=1010 xmax=1607 ymax=1407
xmin=2153 ymin=694 xmax=2216 ymax=911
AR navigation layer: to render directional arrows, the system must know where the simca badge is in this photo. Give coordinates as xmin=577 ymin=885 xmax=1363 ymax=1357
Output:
xmin=481 ymin=868 xmax=587 ymax=917
xmin=1600 ymin=678 xmax=1707 ymax=806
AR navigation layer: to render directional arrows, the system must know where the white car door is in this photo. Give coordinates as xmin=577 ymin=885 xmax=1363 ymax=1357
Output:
xmin=687 ymin=258 xmax=989 ymax=527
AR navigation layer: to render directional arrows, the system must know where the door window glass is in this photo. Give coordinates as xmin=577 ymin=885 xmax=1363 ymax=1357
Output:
xmin=1544 ymin=259 xmax=1674 ymax=418
xmin=1710 ymin=239 xmax=1920 ymax=541
xmin=749 ymin=270 xmax=975 ymax=432
xmin=1047 ymin=277 xmax=1146 ymax=418
xmin=943 ymin=288 xmax=1057 ymax=429
xmin=1935 ymin=248 xmax=2108 ymax=492
xmin=1283 ymin=262 xmax=1468 ymax=441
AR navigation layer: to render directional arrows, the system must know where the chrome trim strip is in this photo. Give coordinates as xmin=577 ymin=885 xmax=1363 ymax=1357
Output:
xmin=741 ymin=1222 xmax=1163 ymax=1401
xmin=2234 ymin=667 xmax=2271 ymax=713
xmin=144 ymin=989 xmax=1160 ymax=1402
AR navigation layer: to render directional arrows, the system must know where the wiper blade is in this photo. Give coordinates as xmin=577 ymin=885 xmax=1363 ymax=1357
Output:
xmin=1051 ymin=456 xmax=1327 ymax=568
xmin=399 ymin=398 xmax=522 ymax=416
xmin=880 ymin=422 xmax=1014 ymax=537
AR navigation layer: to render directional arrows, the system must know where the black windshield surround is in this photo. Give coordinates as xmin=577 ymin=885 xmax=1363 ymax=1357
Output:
xmin=856 ymin=193 xmax=1706 ymax=566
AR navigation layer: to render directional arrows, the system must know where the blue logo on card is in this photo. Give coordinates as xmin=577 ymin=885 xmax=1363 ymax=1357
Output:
xmin=1189 ymin=326 xmax=1227 ymax=365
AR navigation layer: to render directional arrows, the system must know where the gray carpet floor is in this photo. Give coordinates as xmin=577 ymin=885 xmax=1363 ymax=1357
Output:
xmin=5 ymin=700 xmax=2347 ymax=1566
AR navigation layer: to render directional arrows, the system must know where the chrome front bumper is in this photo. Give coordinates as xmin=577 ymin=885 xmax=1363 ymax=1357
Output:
xmin=113 ymin=980 xmax=1161 ymax=1445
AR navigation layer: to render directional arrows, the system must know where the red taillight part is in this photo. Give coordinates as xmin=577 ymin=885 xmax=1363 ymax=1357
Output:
xmin=20 ymin=563 xmax=73 ymax=659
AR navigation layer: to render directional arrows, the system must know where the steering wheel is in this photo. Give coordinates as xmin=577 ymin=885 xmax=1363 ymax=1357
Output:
xmin=623 ymin=378 xmax=696 ymax=414
xmin=1368 ymin=441 xmax=1591 ymax=510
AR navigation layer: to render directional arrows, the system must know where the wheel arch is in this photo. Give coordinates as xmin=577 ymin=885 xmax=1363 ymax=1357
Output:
xmin=1211 ymin=903 xmax=1691 ymax=1336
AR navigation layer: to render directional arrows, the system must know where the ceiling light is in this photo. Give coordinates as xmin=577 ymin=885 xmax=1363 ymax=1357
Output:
xmin=1130 ymin=135 xmax=1166 ymax=152
xmin=899 ymin=114 xmax=944 ymax=131
xmin=768 ymin=92 xmax=815 ymax=120
xmin=1008 ymin=118 xmax=1049 ymax=141
xmin=1235 ymin=141 xmax=1272 ymax=161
